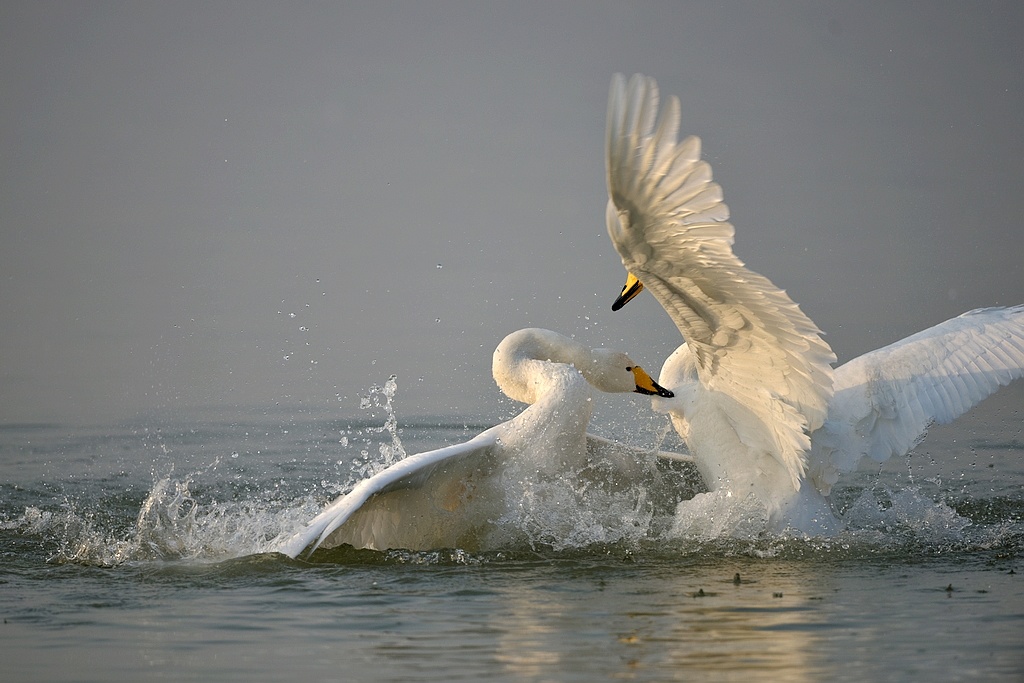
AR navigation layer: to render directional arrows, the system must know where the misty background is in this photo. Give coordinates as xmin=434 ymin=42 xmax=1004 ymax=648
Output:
xmin=2 ymin=2 xmax=1022 ymax=426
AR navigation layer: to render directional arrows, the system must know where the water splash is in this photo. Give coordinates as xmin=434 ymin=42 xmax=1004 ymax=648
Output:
xmin=491 ymin=468 xmax=660 ymax=552
xmin=293 ymin=382 xmax=1006 ymax=556
xmin=8 ymin=473 xmax=319 ymax=567
xmin=841 ymin=485 xmax=972 ymax=539
xmin=669 ymin=490 xmax=770 ymax=542
xmin=7 ymin=374 xmax=1019 ymax=566
xmin=4 ymin=377 xmax=416 ymax=567
xmin=349 ymin=375 xmax=406 ymax=479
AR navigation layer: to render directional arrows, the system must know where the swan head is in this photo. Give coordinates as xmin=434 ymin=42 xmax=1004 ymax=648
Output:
xmin=586 ymin=348 xmax=673 ymax=397
xmin=492 ymin=328 xmax=673 ymax=405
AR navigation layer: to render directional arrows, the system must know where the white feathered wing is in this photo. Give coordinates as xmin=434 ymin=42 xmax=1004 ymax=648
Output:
xmin=809 ymin=305 xmax=1024 ymax=493
xmin=605 ymin=73 xmax=836 ymax=489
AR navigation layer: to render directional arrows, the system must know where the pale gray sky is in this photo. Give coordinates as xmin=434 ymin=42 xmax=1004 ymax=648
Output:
xmin=2 ymin=2 xmax=1022 ymax=425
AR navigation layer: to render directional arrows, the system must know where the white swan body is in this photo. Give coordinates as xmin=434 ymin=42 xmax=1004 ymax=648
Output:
xmin=275 ymin=328 xmax=677 ymax=557
xmin=605 ymin=73 xmax=1024 ymax=534
xmin=655 ymin=307 xmax=1024 ymax=534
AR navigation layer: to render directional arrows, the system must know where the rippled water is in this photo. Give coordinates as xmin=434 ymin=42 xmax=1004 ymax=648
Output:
xmin=3 ymin=383 xmax=1023 ymax=681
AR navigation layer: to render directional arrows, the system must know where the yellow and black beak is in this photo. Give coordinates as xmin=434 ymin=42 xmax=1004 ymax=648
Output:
xmin=612 ymin=272 xmax=644 ymax=311
xmin=630 ymin=366 xmax=674 ymax=398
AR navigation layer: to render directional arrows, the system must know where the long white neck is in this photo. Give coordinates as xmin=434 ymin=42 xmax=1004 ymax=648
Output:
xmin=491 ymin=329 xmax=599 ymax=470
xmin=490 ymin=328 xmax=650 ymax=472
xmin=493 ymin=328 xmax=607 ymax=405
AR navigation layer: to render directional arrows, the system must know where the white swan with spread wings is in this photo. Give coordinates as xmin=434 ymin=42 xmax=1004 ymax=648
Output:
xmin=275 ymin=328 xmax=677 ymax=557
xmin=605 ymin=73 xmax=1024 ymax=534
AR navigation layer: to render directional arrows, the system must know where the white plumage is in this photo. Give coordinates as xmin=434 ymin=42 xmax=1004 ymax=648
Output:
xmin=810 ymin=306 xmax=1024 ymax=494
xmin=275 ymin=328 xmax=678 ymax=557
xmin=606 ymin=73 xmax=1024 ymax=534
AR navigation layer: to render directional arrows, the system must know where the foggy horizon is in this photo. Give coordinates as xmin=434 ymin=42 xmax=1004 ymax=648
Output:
xmin=2 ymin=2 xmax=1022 ymax=425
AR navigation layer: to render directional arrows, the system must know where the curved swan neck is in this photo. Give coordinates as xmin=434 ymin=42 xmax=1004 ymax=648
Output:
xmin=492 ymin=329 xmax=592 ymax=405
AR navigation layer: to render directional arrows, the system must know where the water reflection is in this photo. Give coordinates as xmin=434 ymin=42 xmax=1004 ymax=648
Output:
xmin=491 ymin=559 xmax=833 ymax=680
xmin=493 ymin=578 xmax=568 ymax=676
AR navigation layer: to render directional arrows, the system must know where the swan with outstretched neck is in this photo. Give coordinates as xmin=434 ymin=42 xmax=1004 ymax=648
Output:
xmin=605 ymin=73 xmax=1024 ymax=535
xmin=275 ymin=328 xmax=676 ymax=557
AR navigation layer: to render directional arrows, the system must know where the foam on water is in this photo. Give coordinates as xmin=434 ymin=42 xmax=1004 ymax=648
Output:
xmin=7 ymin=474 xmax=1016 ymax=568
xmin=5 ymin=378 xmax=1021 ymax=567
xmin=9 ymin=480 xmax=319 ymax=567
xmin=484 ymin=457 xmax=661 ymax=552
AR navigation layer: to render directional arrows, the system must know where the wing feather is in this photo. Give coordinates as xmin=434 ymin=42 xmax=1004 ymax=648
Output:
xmin=606 ymin=74 xmax=835 ymax=486
xmin=274 ymin=429 xmax=500 ymax=558
xmin=809 ymin=306 xmax=1024 ymax=492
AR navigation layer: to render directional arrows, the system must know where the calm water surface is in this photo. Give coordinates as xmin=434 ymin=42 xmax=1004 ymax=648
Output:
xmin=3 ymin=387 xmax=1023 ymax=682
